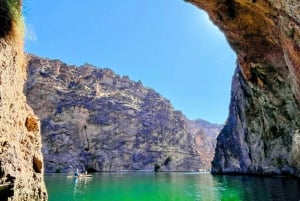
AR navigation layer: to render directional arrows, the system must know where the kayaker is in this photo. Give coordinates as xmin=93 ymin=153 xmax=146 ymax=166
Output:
xmin=74 ymin=168 xmax=79 ymax=176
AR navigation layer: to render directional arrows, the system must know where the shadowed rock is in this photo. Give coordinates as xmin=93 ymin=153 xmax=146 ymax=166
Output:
xmin=186 ymin=0 xmax=300 ymax=176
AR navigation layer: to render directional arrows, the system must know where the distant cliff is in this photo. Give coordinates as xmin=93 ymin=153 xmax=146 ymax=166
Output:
xmin=25 ymin=55 xmax=221 ymax=173
xmin=186 ymin=119 xmax=223 ymax=170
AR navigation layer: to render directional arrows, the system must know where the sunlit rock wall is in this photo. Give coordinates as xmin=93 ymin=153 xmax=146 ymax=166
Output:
xmin=0 ymin=0 xmax=47 ymax=200
xmin=25 ymin=55 xmax=220 ymax=173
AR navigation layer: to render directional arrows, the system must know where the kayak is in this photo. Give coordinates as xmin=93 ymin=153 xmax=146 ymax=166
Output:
xmin=78 ymin=174 xmax=93 ymax=178
xmin=67 ymin=174 xmax=93 ymax=178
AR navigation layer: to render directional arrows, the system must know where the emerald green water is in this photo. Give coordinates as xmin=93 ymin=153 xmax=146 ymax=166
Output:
xmin=45 ymin=173 xmax=300 ymax=201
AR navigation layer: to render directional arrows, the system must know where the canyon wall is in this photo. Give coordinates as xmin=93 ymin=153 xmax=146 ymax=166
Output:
xmin=0 ymin=1 xmax=47 ymax=200
xmin=186 ymin=119 xmax=222 ymax=170
xmin=26 ymin=55 xmax=220 ymax=173
xmin=187 ymin=0 xmax=300 ymax=176
xmin=1 ymin=0 xmax=299 ymax=200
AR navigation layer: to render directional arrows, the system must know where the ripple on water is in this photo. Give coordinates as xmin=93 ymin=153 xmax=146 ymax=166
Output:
xmin=45 ymin=173 xmax=300 ymax=201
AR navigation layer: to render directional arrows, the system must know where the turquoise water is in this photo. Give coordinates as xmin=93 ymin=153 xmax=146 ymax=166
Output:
xmin=45 ymin=172 xmax=300 ymax=201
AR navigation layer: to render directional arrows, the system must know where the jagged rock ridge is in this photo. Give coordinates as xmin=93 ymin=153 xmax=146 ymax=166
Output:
xmin=186 ymin=0 xmax=300 ymax=176
xmin=25 ymin=55 xmax=221 ymax=173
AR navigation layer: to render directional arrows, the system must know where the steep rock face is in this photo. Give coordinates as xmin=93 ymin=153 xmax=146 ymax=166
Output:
xmin=186 ymin=119 xmax=223 ymax=170
xmin=189 ymin=119 xmax=223 ymax=139
xmin=0 ymin=1 xmax=47 ymax=201
xmin=187 ymin=0 xmax=300 ymax=175
xmin=25 ymin=55 xmax=218 ymax=172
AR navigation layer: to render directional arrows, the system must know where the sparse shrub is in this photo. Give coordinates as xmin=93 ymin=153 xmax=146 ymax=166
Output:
xmin=0 ymin=0 xmax=25 ymax=71
xmin=7 ymin=0 xmax=22 ymax=20
xmin=0 ymin=0 xmax=23 ymax=38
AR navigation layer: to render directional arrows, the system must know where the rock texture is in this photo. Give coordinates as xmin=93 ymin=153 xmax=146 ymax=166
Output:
xmin=186 ymin=119 xmax=223 ymax=170
xmin=186 ymin=0 xmax=300 ymax=176
xmin=0 ymin=1 xmax=47 ymax=200
xmin=25 ymin=55 xmax=220 ymax=173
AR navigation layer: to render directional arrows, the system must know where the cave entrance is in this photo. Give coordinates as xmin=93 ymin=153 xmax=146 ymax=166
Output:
xmin=25 ymin=0 xmax=236 ymax=125
xmin=24 ymin=0 xmax=237 ymax=174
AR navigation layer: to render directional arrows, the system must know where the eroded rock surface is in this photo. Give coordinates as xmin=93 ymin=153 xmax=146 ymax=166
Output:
xmin=0 ymin=1 xmax=47 ymax=200
xmin=26 ymin=55 xmax=220 ymax=173
xmin=186 ymin=119 xmax=223 ymax=170
xmin=187 ymin=0 xmax=300 ymax=176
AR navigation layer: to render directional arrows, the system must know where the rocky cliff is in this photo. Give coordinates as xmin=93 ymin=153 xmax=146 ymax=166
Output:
xmin=186 ymin=119 xmax=223 ymax=170
xmin=0 ymin=1 xmax=47 ymax=200
xmin=1 ymin=0 xmax=299 ymax=200
xmin=186 ymin=0 xmax=300 ymax=176
xmin=25 ymin=55 xmax=220 ymax=173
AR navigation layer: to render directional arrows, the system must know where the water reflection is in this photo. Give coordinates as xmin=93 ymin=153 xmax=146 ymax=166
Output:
xmin=45 ymin=173 xmax=300 ymax=201
xmin=67 ymin=176 xmax=93 ymax=200
xmin=212 ymin=175 xmax=300 ymax=201
xmin=160 ymin=173 xmax=218 ymax=201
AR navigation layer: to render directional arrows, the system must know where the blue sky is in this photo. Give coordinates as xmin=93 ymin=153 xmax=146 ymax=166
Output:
xmin=24 ymin=0 xmax=236 ymax=124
